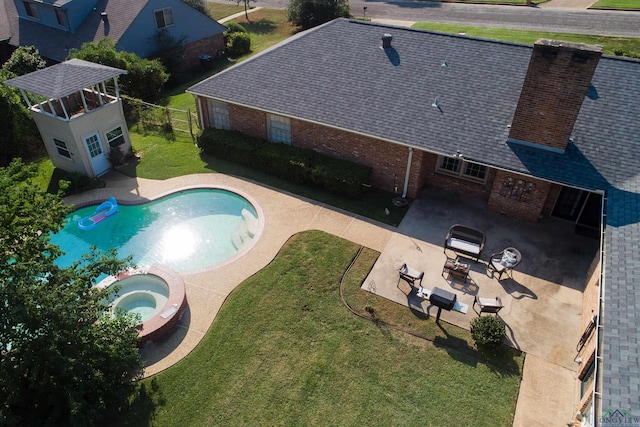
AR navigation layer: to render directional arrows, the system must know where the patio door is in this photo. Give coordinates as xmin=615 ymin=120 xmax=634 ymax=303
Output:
xmin=84 ymin=133 xmax=111 ymax=176
xmin=552 ymin=187 xmax=602 ymax=238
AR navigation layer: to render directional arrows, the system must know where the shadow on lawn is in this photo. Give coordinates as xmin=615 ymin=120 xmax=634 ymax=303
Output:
xmin=433 ymin=321 xmax=522 ymax=377
xmin=242 ymin=18 xmax=277 ymax=34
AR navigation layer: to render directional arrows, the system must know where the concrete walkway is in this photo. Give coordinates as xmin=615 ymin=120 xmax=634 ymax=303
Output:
xmin=64 ymin=173 xmax=597 ymax=426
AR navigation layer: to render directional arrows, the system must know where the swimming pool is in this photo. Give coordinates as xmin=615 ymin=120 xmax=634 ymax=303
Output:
xmin=51 ymin=188 xmax=262 ymax=274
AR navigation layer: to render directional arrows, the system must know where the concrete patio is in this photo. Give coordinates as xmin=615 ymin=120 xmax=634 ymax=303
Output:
xmin=363 ymin=187 xmax=600 ymax=426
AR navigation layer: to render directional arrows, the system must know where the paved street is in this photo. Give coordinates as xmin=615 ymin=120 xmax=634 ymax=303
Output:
xmin=212 ymin=0 xmax=640 ymax=37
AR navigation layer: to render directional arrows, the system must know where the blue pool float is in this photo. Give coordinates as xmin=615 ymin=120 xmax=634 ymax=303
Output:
xmin=78 ymin=196 xmax=119 ymax=230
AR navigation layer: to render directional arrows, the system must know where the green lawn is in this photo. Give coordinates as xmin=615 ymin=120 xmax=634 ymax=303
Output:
xmin=590 ymin=0 xmax=640 ymax=8
xmin=113 ymin=231 xmax=522 ymax=426
xmin=412 ymin=22 xmax=640 ymax=57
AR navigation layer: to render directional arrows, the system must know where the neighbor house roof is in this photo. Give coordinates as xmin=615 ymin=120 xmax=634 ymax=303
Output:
xmin=1 ymin=0 xmax=226 ymax=62
xmin=4 ymin=58 xmax=126 ymax=98
xmin=188 ymin=18 xmax=640 ymax=412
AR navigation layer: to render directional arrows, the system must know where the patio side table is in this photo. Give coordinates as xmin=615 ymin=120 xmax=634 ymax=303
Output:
xmin=442 ymin=257 xmax=470 ymax=282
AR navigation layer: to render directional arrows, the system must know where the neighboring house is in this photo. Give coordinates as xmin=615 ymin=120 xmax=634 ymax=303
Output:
xmin=187 ymin=19 xmax=640 ymax=424
xmin=5 ymin=59 xmax=132 ymax=177
xmin=0 ymin=0 xmax=226 ymax=69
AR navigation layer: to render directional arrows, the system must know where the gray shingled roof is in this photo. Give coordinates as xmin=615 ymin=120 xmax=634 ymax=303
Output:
xmin=1 ymin=0 xmax=144 ymax=62
xmin=188 ymin=19 xmax=640 ymax=412
xmin=4 ymin=58 xmax=126 ymax=98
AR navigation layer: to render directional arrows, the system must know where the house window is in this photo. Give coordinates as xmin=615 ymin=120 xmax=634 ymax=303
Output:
xmin=579 ymin=355 xmax=596 ymax=399
xmin=23 ymin=1 xmax=39 ymax=19
xmin=55 ymin=9 xmax=65 ymax=26
xmin=208 ymin=100 xmax=230 ymax=130
xmin=105 ymin=127 xmax=125 ymax=147
xmin=53 ymin=138 xmax=71 ymax=159
xmin=154 ymin=8 xmax=174 ymax=29
xmin=268 ymin=114 xmax=291 ymax=144
xmin=437 ymin=155 xmax=487 ymax=183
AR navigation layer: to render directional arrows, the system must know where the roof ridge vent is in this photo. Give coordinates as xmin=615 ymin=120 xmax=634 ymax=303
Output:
xmin=382 ymin=33 xmax=392 ymax=49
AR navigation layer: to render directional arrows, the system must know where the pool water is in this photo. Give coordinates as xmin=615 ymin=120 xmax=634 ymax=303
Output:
xmin=51 ymin=189 xmax=259 ymax=273
xmin=109 ymin=274 xmax=171 ymax=323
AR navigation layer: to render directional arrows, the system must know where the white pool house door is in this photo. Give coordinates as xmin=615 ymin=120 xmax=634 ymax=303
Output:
xmin=84 ymin=133 xmax=111 ymax=176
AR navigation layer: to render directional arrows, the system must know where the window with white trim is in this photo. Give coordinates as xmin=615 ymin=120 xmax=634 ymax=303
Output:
xmin=436 ymin=155 xmax=487 ymax=183
xmin=268 ymin=114 xmax=291 ymax=144
xmin=53 ymin=138 xmax=71 ymax=159
xmin=105 ymin=126 xmax=125 ymax=147
xmin=208 ymin=100 xmax=230 ymax=130
xmin=23 ymin=1 xmax=39 ymax=19
xmin=154 ymin=7 xmax=174 ymax=29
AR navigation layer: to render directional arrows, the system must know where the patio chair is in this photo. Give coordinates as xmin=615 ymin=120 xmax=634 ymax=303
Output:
xmin=473 ymin=295 xmax=503 ymax=315
xmin=487 ymin=247 xmax=522 ymax=280
xmin=398 ymin=263 xmax=424 ymax=287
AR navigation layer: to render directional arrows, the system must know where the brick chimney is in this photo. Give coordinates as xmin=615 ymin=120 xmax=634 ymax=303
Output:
xmin=508 ymin=39 xmax=602 ymax=153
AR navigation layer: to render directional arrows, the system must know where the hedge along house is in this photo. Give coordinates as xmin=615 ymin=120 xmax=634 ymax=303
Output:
xmin=0 ymin=0 xmax=227 ymax=70
xmin=5 ymin=59 xmax=131 ymax=177
xmin=187 ymin=19 xmax=640 ymax=423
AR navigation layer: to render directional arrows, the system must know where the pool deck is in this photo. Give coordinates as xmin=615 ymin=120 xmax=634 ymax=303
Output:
xmin=63 ymin=171 xmax=598 ymax=426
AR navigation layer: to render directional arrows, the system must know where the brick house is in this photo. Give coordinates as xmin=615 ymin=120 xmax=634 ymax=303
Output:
xmin=0 ymin=0 xmax=226 ymax=69
xmin=187 ymin=19 xmax=640 ymax=423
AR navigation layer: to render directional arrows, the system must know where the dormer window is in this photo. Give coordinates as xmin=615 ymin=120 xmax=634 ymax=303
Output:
xmin=154 ymin=7 xmax=174 ymax=29
xmin=23 ymin=1 xmax=40 ymax=19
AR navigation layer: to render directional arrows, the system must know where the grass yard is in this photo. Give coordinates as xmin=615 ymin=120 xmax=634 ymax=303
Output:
xmin=412 ymin=22 xmax=640 ymax=57
xmin=230 ymin=8 xmax=298 ymax=54
xmin=207 ymin=2 xmax=246 ymax=19
xmin=112 ymin=231 xmax=522 ymax=427
xmin=590 ymin=0 xmax=640 ymax=8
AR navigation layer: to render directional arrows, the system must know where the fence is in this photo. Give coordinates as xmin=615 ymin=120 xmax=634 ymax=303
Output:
xmin=122 ymin=96 xmax=198 ymax=139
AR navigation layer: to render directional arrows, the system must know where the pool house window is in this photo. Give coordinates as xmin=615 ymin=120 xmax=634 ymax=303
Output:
xmin=268 ymin=114 xmax=291 ymax=144
xmin=106 ymin=126 xmax=125 ymax=147
xmin=154 ymin=7 xmax=174 ymax=29
xmin=208 ymin=100 xmax=230 ymax=130
xmin=53 ymin=138 xmax=71 ymax=159
xmin=437 ymin=155 xmax=487 ymax=183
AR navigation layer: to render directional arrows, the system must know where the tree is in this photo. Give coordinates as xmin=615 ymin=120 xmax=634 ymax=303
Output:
xmin=1 ymin=46 xmax=47 ymax=76
xmin=287 ymin=0 xmax=350 ymax=30
xmin=0 ymin=160 xmax=143 ymax=426
xmin=228 ymin=0 xmax=256 ymax=21
xmin=0 ymin=70 xmax=43 ymax=166
xmin=68 ymin=38 xmax=169 ymax=102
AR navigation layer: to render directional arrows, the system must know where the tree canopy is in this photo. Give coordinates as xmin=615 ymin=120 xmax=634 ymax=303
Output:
xmin=68 ymin=38 xmax=169 ymax=102
xmin=0 ymin=160 xmax=143 ymax=426
xmin=0 ymin=47 xmax=46 ymax=166
xmin=287 ymin=0 xmax=350 ymax=30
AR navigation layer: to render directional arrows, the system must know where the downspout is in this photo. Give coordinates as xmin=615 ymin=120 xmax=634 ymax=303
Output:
xmin=592 ymin=191 xmax=607 ymax=426
xmin=402 ymin=147 xmax=413 ymax=199
xmin=197 ymin=96 xmax=204 ymax=130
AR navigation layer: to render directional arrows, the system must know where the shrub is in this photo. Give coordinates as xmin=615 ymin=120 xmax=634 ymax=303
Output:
xmin=470 ymin=315 xmax=506 ymax=349
xmin=198 ymin=129 xmax=371 ymax=198
xmin=225 ymin=21 xmax=247 ymax=34
xmin=226 ymin=32 xmax=251 ymax=57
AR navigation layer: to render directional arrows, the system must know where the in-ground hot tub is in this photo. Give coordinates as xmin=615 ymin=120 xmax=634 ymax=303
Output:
xmin=107 ymin=265 xmax=187 ymax=346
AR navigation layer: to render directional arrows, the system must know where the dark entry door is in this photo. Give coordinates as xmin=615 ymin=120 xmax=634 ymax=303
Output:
xmin=552 ymin=187 xmax=602 ymax=238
